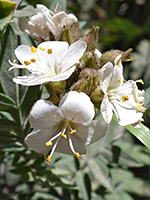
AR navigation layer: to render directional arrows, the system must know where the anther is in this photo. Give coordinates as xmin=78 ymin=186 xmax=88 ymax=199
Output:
xmin=47 ymin=49 xmax=52 ymax=54
xmin=39 ymin=47 xmax=45 ymax=51
xmin=117 ymin=60 xmax=122 ymax=67
xmin=76 ymin=152 xmax=80 ymax=159
xmin=70 ymin=130 xmax=76 ymax=135
xmin=31 ymin=46 xmax=37 ymax=53
xmin=31 ymin=58 xmax=36 ymax=63
xmin=24 ymin=61 xmax=31 ymax=66
xmin=137 ymin=105 xmax=142 ymax=112
xmin=121 ymin=95 xmax=129 ymax=102
xmin=61 ymin=133 xmax=67 ymax=139
xmin=46 ymin=155 xmax=51 ymax=162
xmin=137 ymin=79 xmax=144 ymax=85
xmin=45 ymin=141 xmax=52 ymax=146
xmin=117 ymin=76 xmax=121 ymax=83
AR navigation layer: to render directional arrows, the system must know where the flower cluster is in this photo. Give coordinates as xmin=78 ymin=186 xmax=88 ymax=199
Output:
xmin=9 ymin=4 xmax=145 ymax=161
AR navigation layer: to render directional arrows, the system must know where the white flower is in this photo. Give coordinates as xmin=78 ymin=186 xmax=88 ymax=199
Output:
xmin=25 ymin=91 xmax=108 ymax=161
xmin=9 ymin=40 xmax=87 ymax=86
xmin=19 ymin=4 xmax=78 ymax=42
xmin=99 ymin=54 xmax=145 ymax=126
xmin=44 ymin=10 xmax=77 ymax=41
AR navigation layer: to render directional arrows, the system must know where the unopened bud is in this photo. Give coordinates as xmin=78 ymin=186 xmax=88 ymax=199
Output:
xmin=82 ymin=26 xmax=99 ymax=51
xmin=99 ymin=48 xmax=134 ymax=68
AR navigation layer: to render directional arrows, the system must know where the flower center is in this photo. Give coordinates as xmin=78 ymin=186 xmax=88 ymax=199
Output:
xmin=45 ymin=120 xmax=80 ymax=162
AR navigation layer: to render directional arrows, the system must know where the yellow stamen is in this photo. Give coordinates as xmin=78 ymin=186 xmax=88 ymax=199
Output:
xmin=117 ymin=76 xmax=121 ymax=83
xmin=31 ymin=58 xmax=36 ymax=63
xmin=61 ymin=133 xmax=67 ymax=139
xmin=137 ymin=104 xmax=142 ymax=112
xmin=45 ymin=141 xmax=52 ymax=146
xmin=121 ymin=95 xmax=129 ymax=102
xmin=46 ymin=155 xmax=51 ymax=162
xmin=117 ymin=60 xmax=122 ymax=67
xmin=31 ymin=46 xmax=37 ymax=53
xmin=70 ymin=129 xmax=76 ymax=135
xmin=76 ymin=152 xmax=80 ymax=159
xmin=47 ymin=49 xmax=53 ymax=54
xmin=137 ymin=79 xmax=144 ymax=85
xmin=24 ymin=61 xmax=31 ymax=66
xmin=39 ymin=47 xmax=45 ymax=51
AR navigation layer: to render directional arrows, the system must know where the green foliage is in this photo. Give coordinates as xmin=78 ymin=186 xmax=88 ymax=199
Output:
xmin=0 ymin=0 xmax=16 ymax=28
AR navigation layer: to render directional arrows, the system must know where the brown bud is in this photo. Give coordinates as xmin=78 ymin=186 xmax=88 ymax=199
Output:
xmin=60 ymin=21 xmax=80 ymax=44
xmin=82 ymin=26 xmax=99 ymax=51
xmin=90 ymin=85 xmax=104 ymax=109
xmin=70 ymin=68 xmax=99 ymax=95
xmin=99 ymin=48 xmax=134 ymax=68
xmin=47 ymin=81 xmax=66 ymax=105
xmin=84 ymin=51 xmax=100 ymax=69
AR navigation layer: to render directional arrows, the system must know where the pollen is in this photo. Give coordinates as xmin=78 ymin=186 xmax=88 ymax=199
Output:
xmin=76 ymin=152 xmax=80 ymax=159
xmin=70 ymin=129 xmax=76 ymax=135
xmin=31 ymin=46 xmax=37 ymax=53
xmin=117 ymin=60 xmax=122 ymax=67
xmin=46 ymin=155 xmax=51 ymax=162
xmin=39 ymin=47 xmax=45 ymax=51
xmin=47 ymin=49 xmax=53 ymax=54
xmin=24 ymin=61 xmax=31 ymax=66
xmin=121 ymin=95 xmax=129 ymax=102
xmin=31 ymin=58 xmax=36 ymax=63
xmin=137 ymin=79 xmax=144 ymax=85
xmin=45 ymin=141 xmax=52 ymax=146
xmin=137 ymin=104 xmax=142 ymax=112
xmin=117 ymin=76 xmax=121 ymax=83
xmin=61 ymin=133 xmax=67 ymax=139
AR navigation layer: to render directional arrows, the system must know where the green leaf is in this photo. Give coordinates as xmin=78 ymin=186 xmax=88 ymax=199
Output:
xmin=88 ymin=159 xmax=113 ymax=191
xmin=0 ymin=0 xmax=16 ymax=29
xmin=125 ymin=123 xmax=150 ymax=150
xmin=0 ymin=119 xmax=21 ymax=132
xmin=0 ymin=93 xmax=16 ymax=110
xmin=75 ymin=171 xmax=89 ymax=200
xmin=0 ymin=24 xmax=19 ymax=101
xmin=14 ymin=5 xmax=37 ymax=18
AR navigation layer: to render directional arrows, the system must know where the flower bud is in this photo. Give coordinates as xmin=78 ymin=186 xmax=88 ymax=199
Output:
xmin=47 ymin=81 xmax=66 ymax=105
xmin=90 ymin=85 xmax=104 ymax=109
xmin=60 ymin=21 xmax=80 ymax=44
xmin=82 ymin=26 xmax=99 ymax=51
xmin=99 ymin=48 xmax=134 ymax=68
xmin=70 ymin=68 xmax=99 ymax=95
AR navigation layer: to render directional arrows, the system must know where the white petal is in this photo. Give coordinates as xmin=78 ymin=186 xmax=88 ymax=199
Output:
xmin=24 ymin=128 xmax=57 ymax=154
xmin=29 ymin=99 xmax=63 ymax=129
xmin=55 ymin=134 xmax=87 ymax=155
xmin=99 ymin=62 xmax=113 ymax=93
xmin=113 ymin=102 xmax=143 ymax=126
xmin=59 ymin=91 xmax=95 ymax=124
xmin=15 ymin=45 xmax=37 ymax=64
xmin=13 ymin=74 xmax=50 ymax=86
xmin=109 ymin=64 xmax=124 ymax=89
xmin=75 ymin=120 xmax=108 ymax=145
xmin=114 ymin=54 xmax=121 ymax=65
xmin=101 ymin=94 xmax=113 ymax=124
xmin=95 ymin=49 xmax=102 ymax=58
xmin=61 ymin=40 xmax=87 ymax=72
xmin=37 ymin=41 xmax=69 ymax=72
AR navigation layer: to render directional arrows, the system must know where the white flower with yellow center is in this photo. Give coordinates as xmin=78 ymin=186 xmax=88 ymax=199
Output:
xmin=25 ymin=91 xmax=108 ymax=161
xmin=99 ymin=54 xmax=145 ymax=126
xmin=19 ymin=4 xmax=78 ymax=42
xmin=9 ymin=40 xmax=87 ymax=86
